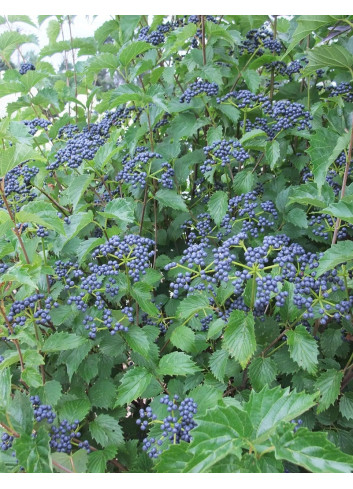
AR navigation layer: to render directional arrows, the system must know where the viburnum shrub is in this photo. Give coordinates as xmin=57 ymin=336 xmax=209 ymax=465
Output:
xmin=1 ymin=14 xmax=353 ymax=474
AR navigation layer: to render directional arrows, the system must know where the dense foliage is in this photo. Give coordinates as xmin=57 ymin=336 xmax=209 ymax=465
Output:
xmin=0 ymin=14 xmax=353 ymax=473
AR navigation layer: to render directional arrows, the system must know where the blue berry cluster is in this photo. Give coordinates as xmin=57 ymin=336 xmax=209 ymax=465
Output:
xmin=202 ymin=139 xmax=249 ymax=175
xmin=0 ymin=432 xmax=14 ymax=451
xmin=92 ymin=234 xmax=154 ymax=282
xmin=23 ymin=118 xmax=51 ymax=135
xmin=0 ymin=164 xmax=39 ymax=210
xmin=136 ymin=395 xmax=197 ymax=458
xmin=180 ymin=80 xmax=219 ymax=103
xmin=327 ymin=82 xmax=353 ymax=102
xmin=50 ymin=419 xmax=90 ymax=454
xmin=239 ymin=26 xmax=282 ymax=56
xmin=6 ymin=294 xmax=57 ymax=331
xmin=30 ymin=395 xmax=56 ymax=423
xmin=19 ymin=62 xmax=35 ymax=75
xmin=116 ymin=146 xmax=173 ymax=190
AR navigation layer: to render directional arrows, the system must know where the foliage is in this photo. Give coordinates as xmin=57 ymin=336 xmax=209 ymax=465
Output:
xmin=0 ymin=14 xmax=353 ymax=473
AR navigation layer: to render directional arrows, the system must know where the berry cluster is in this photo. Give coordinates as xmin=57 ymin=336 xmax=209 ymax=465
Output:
xmin=0 ymin=432 xmax=14 ymax=451
xmin=92 ymin=234 xmax=154 ymax=282
xmin=327 ymin=82 xmax=353 ymax=102
xmin=0 ymin=164 xmax=39 ymax=210
xmin=50 ymin=419 xmax=90 ymax=454
xmin=23 ymin=118 xmax=51 ymax=136
xmin=136 ymin=395 xmax=197 ymax=458
xmin=202 ymin=139 xmax=249 ymax=175
xmin=30 ymin=395 xmax=56 ymax=423
xmin=6 ymin=294 xmax=57 ymax=331
xmin=180 ymin=80 xmax=219 ymax=103
xmin=19 ymin=62 xmax=35 ymax=75
xmin=239 ymin=26 xmax=282 ymax=56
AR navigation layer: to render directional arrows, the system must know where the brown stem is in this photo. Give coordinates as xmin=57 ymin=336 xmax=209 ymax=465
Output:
xmin=153 ymin=198 xmax=158 ymax=267
xmin=332 ymin=115 xmax=353 ymax=244
xmin=261 ymin=328 xmax=289 ymax=356
xmin=33 ymin=185 xmax=70 ymax=216
xmin=139 ymin=186 xmax=148 ymax=235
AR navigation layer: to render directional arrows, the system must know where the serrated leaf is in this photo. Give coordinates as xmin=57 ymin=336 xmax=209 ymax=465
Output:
xmin=115 ymin=367 xmax=153 ymax=406
xmin=272 ymin=428 xmax=353 ymax=473
xmin=307 ymin=129 xmax=349 ymax=191
xmin=232 ymin=171 xmax=255 ymax=194
xmin=286 ymin=208 xmax=308 ymax=228
xmin=246 ymin=385 xmax=317 ymax=442
xmin=209 ymin=349 xmax=229 ymax=382
xmin=305 ymin=44 xmax=353 ymax=74
xmin=286 ymin=325 xmax=319 ymax=374
xmin=155 ymin=189 xmax=188 ymax=212
xmin=122 ymin=326 xmax=150 ymax=357
xmin=158 ymin=351 xmax=201 ymax=376
xmin=42 ymin=333 xmax=88 ymax=352
xmin=88 ymin=379 xmax=116 ymax=409
xmin=316 ymin=241 xmax=353 ymax=277
xmin=248 ymin=357 xmax=277 ymax=391
xmin=170 ymin=325 xmax=195 ymax=352
xmin=176 ymin=294 xmax=211 ymax=319
xmin=284 ymin=16 xmax=336 ymax=56
xmin=222 ymin=310 xmax=256 ymax=368
xmin=119 ymin=41 xmax=151 ymax=66
xmin=13 ymin=426 xmax=52 ymax=473
xmin=323 ymin=198 xmax=353 ymax=225
xmin=0 ymin=143 xmax=44 ymax=178
xmin=130 ymin=282 xmax=159 ymax=316
xmin=17 ymin=201 xmax=65 ymax=234
xmin=315 ymin=369 xmax=343 ymax=413
xmin=88 ymin=447 xmax=117 ymax=473
xmin=89 ymin=414 xmax=123 ymax=448
xmin=0 ymin=368 xmax=11 ymax=408
xmin=59 ymin=398 xmax=91 ymax=423
xmin=52 ymin=449 xmax=88 ymax=473
xmin=60 ymin=174 xmax=93 ymax=210
xmin=207 ymin=190 xmax=228 ymax=226
xmin=339 ymin=393 xmax=353 ymax=420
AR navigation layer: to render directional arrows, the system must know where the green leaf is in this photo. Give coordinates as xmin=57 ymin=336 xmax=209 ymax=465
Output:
xmin=47 ymin=19 xmax=60 ymax=44
xmin=288 ymin=183 xmax=335 ymax=208
xmin=305 ymin=44 xmax=353 ymax=75
xmin=115 ymin=367 xmax=153 ymax=406
xmin=13 ymin=426 xmax=52 ymax=473
xmin=182 ymin=403 xmax=251 ymax=472
xmin=119 ymin=41 xmax=151 ymax=66
xmin=59 ymin=398 xmax=91 ymax=423
xmin=209 ymin=349 xmax=229 ymax=382
xmin=323 ymin=198 xmax=353 ymax=225
xmin=207 ymin=190 xmax=228 ymax=226
xmin=0 ymin=31 xmax=37 ymax=63
xmin=286 ymin=325 xmax=319 ymax=374
xmin=176 ymin=294 xmax=211 ymax=319
xmin=284 ymin=16 xmax=336 ymax=56
xmin=0 ymin=368 xmax=11 ymax=408
xmin=130 ymin=282 xmax=159 ymax=316
xmin=22 ymin=367 xmax=43 ymax=388
xmin=307 ymin=129 xmax=350 ymax=190
xmin=52 ymin=449 xmax=88 ymax=473
xmin=315 ymin=369 xmax=343 ymax=413
xmin=93 ymin=140 xmax=119 ymax=172
xmin=102 ymin=198 xmax=135 ymax=224
xmin=88 ymin=379 xmax=117 ymax=409
xmin=170 ymin=325 xmax=195 ymax=352
xmin=218 ymin=104 xmax=240 ymax=124
xmin=89 ymin=414 xmax=124 ymax=448
xmin=207 ymin=318 xmax=226 ymax=340
xmin=0 ymin=143 xmax=44 ymax=178
xmin=287 ymin=208 xmax=308 ymax=228
xmin=42 ymin=333 xmax=88 ymax=352
xmin=248 ymin=357 xmax=277 ymax=391
xmin=316 ymin=241 xmax=353 ymax=277
xmin=158 ymin=351 xmax=201 ymax=376
xmin=232 ymin=171 xmax=255 ymax=194
xmin=122 ymin=326 xmax=150 ymax=358
xmin=155 ymin=443 xmax=190 ymax=473
xmin=339 ymin=392 xmax=353 ymax=420
xmin=155 ymin=189 xmax=188 ymax=212
xmin=88 ymin=447 xmax=117 ymax=473
xmin=222 ymin=310 xmax=256 ymax=369
xmin=60 ymin=174 xmax=93 ymax=210
xmin=265 ymin=140 xmax=280 ymax=170
xmin=272 ymin=428 xmax=353 ymax=473
xmin=16 ymin=201 xmax=65 ymax=234
xmin=246 ymin=385 xmax=317 ymax=442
